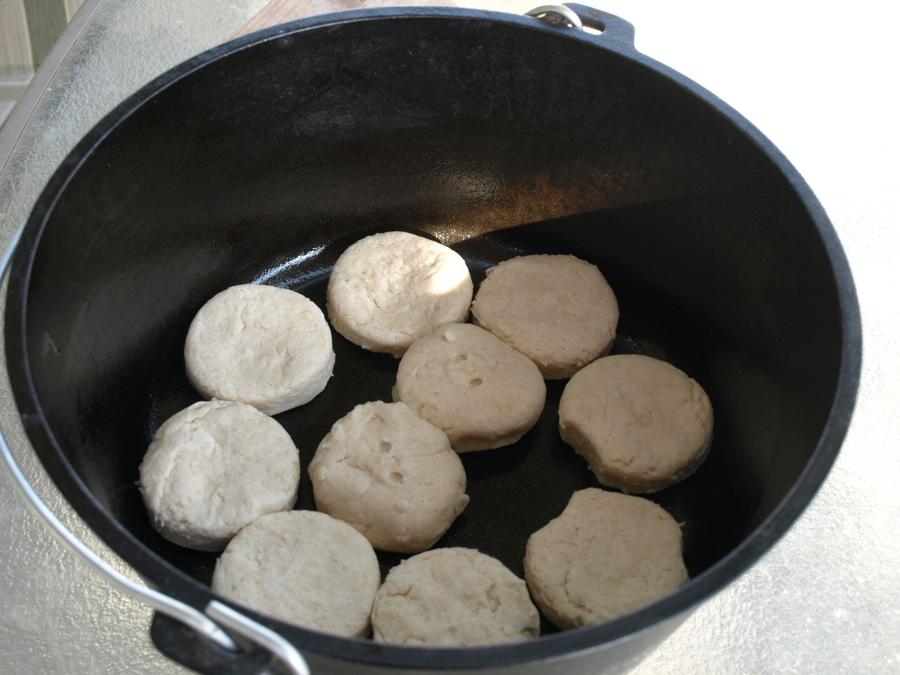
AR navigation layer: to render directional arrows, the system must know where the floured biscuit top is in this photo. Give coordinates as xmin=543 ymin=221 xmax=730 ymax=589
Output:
xmin=394 ymin=323 xmax=546 ymax=452
xmin=372 ymin=547 xmax=539 ymax=646
xmin=184 ymin=283 xmax=334 ymax=415
xmin=559 ymin=354 xmax=713 ymax=493
xmin=212 ymin=511 xmax=380 ymax=637
xmin=472 ymin=255 xmax=618 ymax=379
xmin=309 ymin=401 xmax=469 ymax=553
xmin=327 ymin=231 xmax=473 ymax=357
xmin=525 ymin=488 xmax=688 ymax=628
xmin=139 ymin=400 xmax=300 ymax=551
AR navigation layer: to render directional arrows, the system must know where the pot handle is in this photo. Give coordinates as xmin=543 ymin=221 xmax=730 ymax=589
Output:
xmin=0 ymin=231 xmax=309 ymax=675
xmin=526 ymin=4 xmax=636 ymax=49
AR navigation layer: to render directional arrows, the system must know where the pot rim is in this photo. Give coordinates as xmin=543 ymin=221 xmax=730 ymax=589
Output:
xmin=3 ymin=6 xmax=862 ymax=670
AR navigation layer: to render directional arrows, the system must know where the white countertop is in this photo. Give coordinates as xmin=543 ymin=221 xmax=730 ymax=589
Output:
xmin=0 ymin=1 xmax=897 ymax=672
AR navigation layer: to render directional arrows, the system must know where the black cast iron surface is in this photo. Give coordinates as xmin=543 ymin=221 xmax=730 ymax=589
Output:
xmin=4 ymin=5 xmax=860 ymax=673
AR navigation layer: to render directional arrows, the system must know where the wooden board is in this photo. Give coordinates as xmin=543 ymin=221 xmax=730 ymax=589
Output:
xmin=235 ymin=1 xmax=539 ymax=37
xmin=235 ymin=0 xmax=459 ymax=37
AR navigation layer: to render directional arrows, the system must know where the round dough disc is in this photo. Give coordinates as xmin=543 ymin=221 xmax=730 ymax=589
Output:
xmin=139 ymin=400 xmax=300 ymax=551
xmin=212 ymin=511 xmax=380 ymax=637
xmin=471 ymin=255 xmax=619 ymax=379
xmin=310 ymin=401 xmax=469 ymax=553
xmin=185 ymin=284 xmax=334 ymax=415
xmin=327 ymin=231 xmax=474 ymax=357
xmin=525 ymin=488 xmax=688 ymax=628
xmin=394 ymin=323 xmax=546 ymax=452
xmin=559 ymin=354 xmax=713 ymax=493
xmin=372 ymin=547 xmax=539 ymax=646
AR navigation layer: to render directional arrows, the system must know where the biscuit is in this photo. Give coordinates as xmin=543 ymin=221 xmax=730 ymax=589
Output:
xmin=212 ymin=511 xmax=380 ymax=637
xmin=139 ymin=400 xmax=300 ymax=551
xmin=185 ymin=284 xmax=334 ymax=415
xmin=372 ymin=548 xmax=539 ymax=646
xmin=525 ymin=488 xmax=688 ymax=628
xmin=559 ymin=354 xmax=713 ymax=492
xmin=309 ymin=401 xmax=469 ymax=553
xmin=327 ymin=231 xmax=473 ymax=357
xmin=472 ymin=255 xmax=618 ymax=379
xmin=394 ymin=324 xmax=546 ymax=452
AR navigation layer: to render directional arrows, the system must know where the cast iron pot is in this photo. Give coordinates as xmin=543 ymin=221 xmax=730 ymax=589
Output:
xmin=3 ymin=4 xmax=861 ymax=674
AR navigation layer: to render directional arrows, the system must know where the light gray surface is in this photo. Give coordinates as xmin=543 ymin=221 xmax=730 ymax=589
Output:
xmin=0 ymin=0 xmax=897 ymax=673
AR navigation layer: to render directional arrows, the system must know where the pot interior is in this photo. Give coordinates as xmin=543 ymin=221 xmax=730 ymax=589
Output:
xmin=11 ymin=14 xmax=842 ymax=638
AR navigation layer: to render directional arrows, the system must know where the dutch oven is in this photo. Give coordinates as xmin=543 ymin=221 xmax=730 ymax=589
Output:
xmin=0 ymin=4 xmax=861 ymax=674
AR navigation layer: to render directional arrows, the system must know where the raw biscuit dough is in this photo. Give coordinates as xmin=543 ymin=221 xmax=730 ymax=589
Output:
xmin=309 ymin=401 xmax=469 ymax=553
xmin=559 ymin=354 xmax=713 ymax=493
xmin=471 ymin=255 xmax=619 ymax=379
xmin=139 ymin=400 xmax=300 ymax=551
xmin=371 ymin=547 xmax=539 ymax=646
xmin=394 ymin=323 xmax=546 ymax=452
xmin=525 ymin=488 xmax=688 ymax=628
xmin=327 ymin=231 xmax=474 ymax=357
xmin=212 ymin=511 xmax=380 ymax=637
xmin=185 ymin=284 xmax=334 ymax=415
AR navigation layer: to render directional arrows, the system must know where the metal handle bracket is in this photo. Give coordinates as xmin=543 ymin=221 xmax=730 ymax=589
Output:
xmin=526 ymin=5 xmax=584 ymax=30
xmin=527 ymin=4 xmax=636 ymax=48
